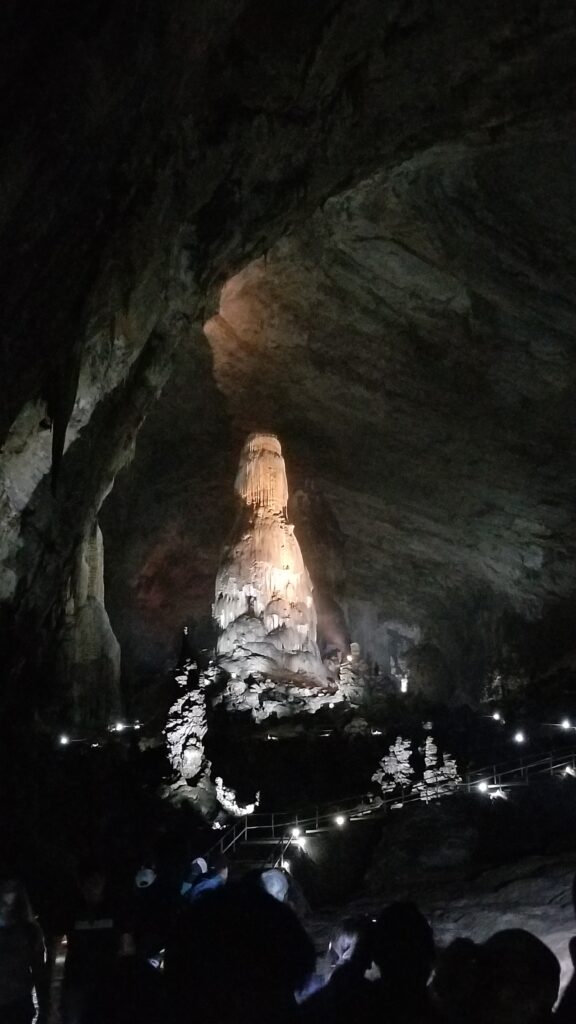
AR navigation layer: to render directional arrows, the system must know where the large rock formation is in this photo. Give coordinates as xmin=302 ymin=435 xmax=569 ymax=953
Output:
xmin=1 ymin=1 xmax=576 ymax=719
xmin=214 ymin=433 xmax=326 ymax=683
xmin=58 ymin=521 xmax=121 ymax=732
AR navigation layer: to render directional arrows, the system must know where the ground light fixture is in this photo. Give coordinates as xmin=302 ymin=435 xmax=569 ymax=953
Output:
xmin=561 ymin=718 xmax=571 ymax=730
xmin=513 ymin=730 xmax=525 ymax=744
xmin=478 ymin=781 xmax=489 ymax=793
xmin=334 ymin=814 xmax=346 ymax=827
xmin=296 ymin=836 xmax=307 ymax=849
xmin=291 ymin=827 xmax=301 ymax=838
xmin=492 ymin=712 xmax=501 ymax=721
xmin=59 ymin=734 xmax=70 ymax=746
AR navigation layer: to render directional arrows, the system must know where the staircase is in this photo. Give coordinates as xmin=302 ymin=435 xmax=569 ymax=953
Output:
xmin=203 ymin=745 xmax=576 ymax=872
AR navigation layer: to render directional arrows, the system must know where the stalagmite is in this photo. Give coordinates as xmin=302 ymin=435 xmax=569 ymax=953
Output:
xmin=58 ymin=521 xmax=121 ymax=731
xmin=165 ymin=661 xmax=210 ymax=782
xmin=372 ymin=736 xmax=414 ymax=794
xmin=214 ymin=433 xmax=326 ymax=683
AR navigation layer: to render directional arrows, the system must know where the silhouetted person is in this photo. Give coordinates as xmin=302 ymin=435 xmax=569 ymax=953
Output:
xmin=129 ymin=863 xmax=167 ymax=965
xmin=368 ymin=901 xmax=436 ymax=1022
xmin=0 ymin=877 xmax=47 ymax=1024
xmin=179 ymin=857 xmax=207 ymax=902
xmin=259 ymin=868 xmax=290 ymax=903
xmin=299 ymin=915 xmax=374 ymax=1022
xmin=432 ymin=929 xmax=560 ymax=1024
xmin=59 ymin=863 xmax=133 ymax=1024
xmin=165 ymin=880 xmax=315 ymax=1024
xmin=183 ymin=853 xmax=229 ymax=904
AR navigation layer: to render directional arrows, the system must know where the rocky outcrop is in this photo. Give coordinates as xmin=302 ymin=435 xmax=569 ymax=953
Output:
xmin=165 ymin=661 xmax=211 ymax=783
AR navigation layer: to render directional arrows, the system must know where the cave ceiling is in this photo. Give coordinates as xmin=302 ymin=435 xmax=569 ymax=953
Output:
xmin=1 ymin=1 xmax=576 ymax=696
xmin=104 ymin=137 xmax=576 ymax=680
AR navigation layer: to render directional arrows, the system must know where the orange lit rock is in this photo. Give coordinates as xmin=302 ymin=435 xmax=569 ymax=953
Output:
xmin=214 ymin=433 xmax=326 ymax=683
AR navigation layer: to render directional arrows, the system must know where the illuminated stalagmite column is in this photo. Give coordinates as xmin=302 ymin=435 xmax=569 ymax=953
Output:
xmin=214 ymin=433 xmax=325 ymax=682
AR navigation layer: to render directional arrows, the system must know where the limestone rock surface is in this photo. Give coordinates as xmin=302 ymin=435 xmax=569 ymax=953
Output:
xmin=1 ymin=1 xmax=575 ymax=708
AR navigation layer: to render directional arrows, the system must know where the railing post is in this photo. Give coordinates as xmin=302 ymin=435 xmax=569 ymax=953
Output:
xmin=271 ymin=813 xmax=275 ymax=839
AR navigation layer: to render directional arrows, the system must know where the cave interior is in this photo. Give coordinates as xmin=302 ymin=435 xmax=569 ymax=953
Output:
xmin=2 ymin=0 xmax=576 ymax=962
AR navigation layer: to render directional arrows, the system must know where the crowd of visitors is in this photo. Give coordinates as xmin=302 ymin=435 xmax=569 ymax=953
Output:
xmin=0 ymin=851 xmax=574 ymax=1024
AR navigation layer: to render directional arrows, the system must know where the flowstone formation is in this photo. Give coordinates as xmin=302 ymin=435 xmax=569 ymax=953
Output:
xmin=164 ymin=656 xmax=259 ymax=820
xmin=214 ymin=433 xmax=328 ymax=687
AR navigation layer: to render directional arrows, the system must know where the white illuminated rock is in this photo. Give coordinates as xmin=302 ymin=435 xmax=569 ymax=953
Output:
xmin=214 ymin=433 xmax=326 ymax=684
xmin=164 ymin=662 xmax=210 ymax=782
xmin=415 ymin=737 xmax=462 ymax=801
xmin=214 ymin=777 xmax=259 ymax=817
xmin=372 ymin=736 xmax=414 ymax=794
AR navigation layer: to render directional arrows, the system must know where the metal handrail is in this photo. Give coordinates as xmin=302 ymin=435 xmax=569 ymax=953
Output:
xmin=204 ymin=745 xmax=576 ymax=865
xmin=467 ymin=749 xmax=576 ymax=791
xmin=467 ymin=744 xmax=576 ymax=782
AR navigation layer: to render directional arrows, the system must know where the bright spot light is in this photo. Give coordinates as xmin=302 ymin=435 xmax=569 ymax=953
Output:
xmin=492 ymin=712 xmax=501 ymax=721
xmin=59 ymin=735 xmax=70 ymax=746
xmin=281 ymin=859 xmax=290 ymax=872
xmin=231 ymin=672 xmax=237 ymax=679
xmin=328 ymin=702 xmax=335 ymax=709
xmin=134 ymin=724 xmax=141 ymax=731
xmin=334 ymin=814 xmax=346 ymax=827
xmin=371 ymin=728 xmax=382 ymax=735
xmin=346 ymin=655 xmax=353 ymax=663
xmin=565 ymin=766 xmax=576 ymax=777
xmin=513 ymin=730 xmax=525 ymax=744
xmin=115 ymin=722 xmax=125 ymax=733
xmin=291 ymin=827 xmax=301 ymax=838
xmin=478 ymin=781 xmax=489 ymax=793
xmin=561 ymin=718 xmax=571 ymax=730
xmin=296 ymin=836 xmax=307 ymax=849
xmin=400 ymin=676 xmax=408 ymax=694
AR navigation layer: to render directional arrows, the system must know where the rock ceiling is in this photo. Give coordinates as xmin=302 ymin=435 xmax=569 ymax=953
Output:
xmin=1 ymin=1 xmax=576 ymax=700
xmin=105 ymin=138 xmax=576 ymax=683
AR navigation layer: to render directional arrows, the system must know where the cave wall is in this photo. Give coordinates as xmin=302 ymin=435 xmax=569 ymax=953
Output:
xmin=1 ymin=1 xmax=576 ymax=714
xmin=104 ymin=137 xmax=576 ymax=702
